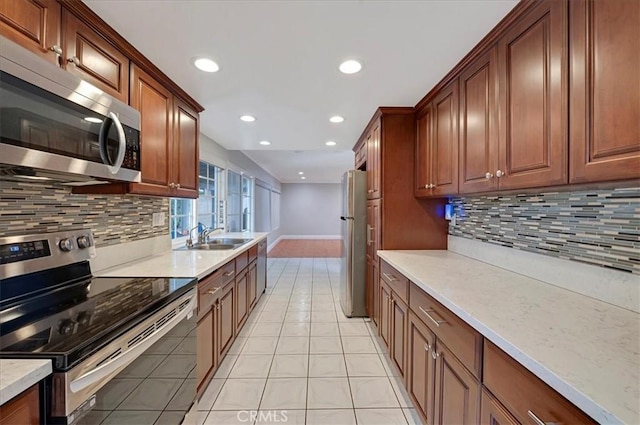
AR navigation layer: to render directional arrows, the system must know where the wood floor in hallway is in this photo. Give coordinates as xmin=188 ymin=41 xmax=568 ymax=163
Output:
xmin=269 ymin=239 xmax=342 ymax=258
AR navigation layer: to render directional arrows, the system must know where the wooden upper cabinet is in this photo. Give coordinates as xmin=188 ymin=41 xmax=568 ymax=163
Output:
xmin=431 ymin=80 xmax=459 ymax=196
xmin=130 ymin=64 xmax=172 ymax=190
xmin=172 ymin=98 xmax=199 ymax=197
xmin=367 ymin=122 xmax=382 ymax=199
xmin=497 ymin=0 xmax=568 ymax=190
xmin=459 ymin=47 xmax=499 ymax=194
xmin=62 ymin=10 xmax=129 ymax=102
xmin=0 ymin=0 xmax=61 ymax=65
xmin=569 ymin=0 xmax=640 ymax=183
xmin=415 ymin=106 xmax=432 ymax=197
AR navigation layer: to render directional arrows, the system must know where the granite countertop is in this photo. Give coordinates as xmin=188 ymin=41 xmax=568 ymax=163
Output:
xmin=378 ymin=250 xmax=639 ymax=425
xmin=0 ymin=359 xmax=52 ymax=405
xmin=95 ymin=233 xmax=268 ymax=280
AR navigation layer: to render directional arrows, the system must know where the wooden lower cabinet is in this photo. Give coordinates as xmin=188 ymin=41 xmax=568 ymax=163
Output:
xmin=235 ymin=268 xmax=248 ymax=330
xmin=248 ymin=260 xmax=257 ymax=310
xmin=196 ymin=308 xmax=216 ymax=391
xmin=391 ymin=295 xmax=408 ymax=378
xmin=379 ymin=281 xmax=392 ymax=349
xmin=407 ymin=311 xmax=437 ymax=424
xmin=481 ymin=389 xmax=520 ymax=425
xmin=433 ymin=342 xmax=481 ymax=425
xmin=218 ymin=283 xmax=235 ymax=359
xmin=0 ymin=384 xmax=39 ymax=425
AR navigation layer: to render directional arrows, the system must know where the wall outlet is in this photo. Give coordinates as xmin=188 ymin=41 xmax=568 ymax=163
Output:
xmin=152 ymin=212 xmax=165 ymax=227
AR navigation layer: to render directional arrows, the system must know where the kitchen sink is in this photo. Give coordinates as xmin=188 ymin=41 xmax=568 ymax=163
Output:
xmin=176 ymin=238 xmax=253 ymax=251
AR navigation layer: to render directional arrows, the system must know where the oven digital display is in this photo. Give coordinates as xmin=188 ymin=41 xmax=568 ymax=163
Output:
xmin=0 ymin=240 xmax=51 ymax=264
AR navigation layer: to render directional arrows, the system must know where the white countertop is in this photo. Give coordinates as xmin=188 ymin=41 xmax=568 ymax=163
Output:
xmin=378 ymin=250 xmax=639 ymax=425
xmin=0 ymin=359 xmax=51 ymax=405
xmin=96 ymin=233 xmax=268 ymax=279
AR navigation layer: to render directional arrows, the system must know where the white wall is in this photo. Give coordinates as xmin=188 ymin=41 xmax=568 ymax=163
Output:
xmin=280 ymin=183 xmax=341 ymax=237
xmin=199 ymin=133 xmax=282 ymax=246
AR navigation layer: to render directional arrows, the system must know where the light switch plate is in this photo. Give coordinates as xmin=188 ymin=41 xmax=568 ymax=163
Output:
xmin=152 ymin=212 xmax=165 ymax=227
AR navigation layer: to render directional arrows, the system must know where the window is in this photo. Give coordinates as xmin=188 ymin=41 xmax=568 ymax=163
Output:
xmin=227 ymin=170 xmax=253 ymax=232
xmin=170 ymin=160 xmax=224 ymax=240
xmin=198 ymin=162 xmax=224 ymax=230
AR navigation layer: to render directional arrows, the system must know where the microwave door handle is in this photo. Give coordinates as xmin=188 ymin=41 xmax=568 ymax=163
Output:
xmin=108 ymin=111 xmax=126 ymax=174
xmin=98 ymin=117 xmax=111 ymax=166
xmin=69 ymin=294 xmax=196 ymax=393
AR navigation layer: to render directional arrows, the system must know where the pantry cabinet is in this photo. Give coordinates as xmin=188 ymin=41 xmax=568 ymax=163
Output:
xmin=569 ymin=0 xmax=640 ymax=184
xmin=0 ymin=0 xmax=61 ymax=65
xmin=366 ymin=122 xmax=382 ymax=199
xmin=61 ymin=9 xmax=129 ymax=102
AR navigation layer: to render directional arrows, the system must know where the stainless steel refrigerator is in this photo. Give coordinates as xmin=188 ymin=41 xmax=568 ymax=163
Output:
xmin=340 ymin=170 xmax=367 ymax=317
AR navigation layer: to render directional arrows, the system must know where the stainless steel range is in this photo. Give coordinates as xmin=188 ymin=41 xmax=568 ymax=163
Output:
xmin=0 ymin=230 xmax=198 ymax=425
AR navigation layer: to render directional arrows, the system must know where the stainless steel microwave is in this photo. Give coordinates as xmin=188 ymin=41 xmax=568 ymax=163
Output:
xmin=0 ymin=36 xmax=141 ymax=184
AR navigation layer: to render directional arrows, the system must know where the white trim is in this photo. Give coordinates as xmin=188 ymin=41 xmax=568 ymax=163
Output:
xmin=448 ymin=235 xmax=640 ymax=313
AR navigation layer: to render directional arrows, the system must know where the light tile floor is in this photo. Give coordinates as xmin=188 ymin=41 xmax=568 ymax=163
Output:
xmin=198 ymin=258 xmax=421 ymax=425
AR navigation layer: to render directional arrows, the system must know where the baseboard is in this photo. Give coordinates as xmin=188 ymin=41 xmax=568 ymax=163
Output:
xmin=267 ymin=236 xmax=283 ymax=253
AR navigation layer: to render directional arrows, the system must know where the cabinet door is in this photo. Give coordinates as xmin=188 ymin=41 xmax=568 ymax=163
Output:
xmin=379 ymin=281 xmax=391 ymax=349
xmin=0 ymin=384 xmax=39 ymax=425
xmin=218 ymin=284 xmax=235 ymax=358
xmin=367 ymin=121 xmax=382 ymax=199
xmin=569 ymin=0 xmax=640 ymax=183
xmin=497 ymin=0 xmax=567 ymax=190
xmin=366 ymin=198 xmax=381 ymax=262
xmin=62 ymin=10 xmax=129 ymax=102
xmin=390 ymin=295 xmax=408 ymax=378
xmin=434 ymin=342 xmax=480 ymax=425
xmin=415 ymin=106 xmax=433 ymax=197
xmin=248 ymin=261 xmax=257 ymax=310
xmin=431 ymin=80 xmax=459 ymax=196
xmin=480 ymin=389 xmax=520 ymax=425
xmin=372 ymin=260 xmax=379 ymax=327
xmin=459 ymin=47 xmax=499 ymax=194
xmin=0 ymin=0 xmax=60 ymax=65
xmin=172 ymin=98 xmax=199 ymax=197
xmin=196 ymin=309 xmax=215 ymax=391
xmin=407 ymin=312 xmax=436 ymax=425
xmin=129 ymin=64 xmax=173 ymax=194
xmin=235 ymin=270 xmax=248 ymax=331
xmin=366 ymin=259 xmax=374 ymax=320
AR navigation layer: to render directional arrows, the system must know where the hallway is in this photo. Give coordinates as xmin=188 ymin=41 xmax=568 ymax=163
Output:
xmin=197 ymin=258 xmax=420 ymax=425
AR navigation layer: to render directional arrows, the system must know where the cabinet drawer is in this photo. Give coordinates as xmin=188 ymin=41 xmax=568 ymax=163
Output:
xmin=248 ymin=245 xmax=258 ymax=263
xmin=380 ymin=260 xmax=408 ymax=303
xmin=235 ymin=250 xmax=249 ymax=272
xmin=199 ymin=261 xmax=235 ymax=311
xmin=483 ymin=341 xmax=596 ymax=425
xmin=198 ymin=279 xmax=219 ymax=314
xmin=409 ymin=283 xmax=482 ymax=377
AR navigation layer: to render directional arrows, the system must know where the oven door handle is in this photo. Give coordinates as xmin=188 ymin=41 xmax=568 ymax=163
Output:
xmin=69 ymin=293 xmax=196 ymax=393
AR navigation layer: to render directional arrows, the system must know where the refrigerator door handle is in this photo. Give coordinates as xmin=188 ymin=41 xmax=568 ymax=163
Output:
xmin=366 ymin=224 xmax=372 ymax=246
xmin=341 ymin=216 xmax=354 ymax=221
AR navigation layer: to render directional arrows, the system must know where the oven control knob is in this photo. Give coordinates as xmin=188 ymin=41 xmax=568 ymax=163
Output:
xmin=59 ymin=238 xmax=73 ymax=252
xmin=59 ymin=319 xmax=75 ymax=335
xmin=76 ymin=312 xmax=91 ymax=327
xmin=77 ymin=235 xmax=92 ymax=249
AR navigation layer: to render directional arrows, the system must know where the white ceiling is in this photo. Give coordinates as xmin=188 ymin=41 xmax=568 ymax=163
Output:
xmin=86 ymin=0 xmax=518 ymax=183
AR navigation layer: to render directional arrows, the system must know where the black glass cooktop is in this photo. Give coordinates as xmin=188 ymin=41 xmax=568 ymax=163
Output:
xmin=0 ymin=262 xmax=196 ymax=370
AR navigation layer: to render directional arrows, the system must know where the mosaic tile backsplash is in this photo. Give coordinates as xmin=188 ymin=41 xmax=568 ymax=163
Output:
xmin=449 ymin=187 xmax=640 ymax=274
xmin=0 ymin=181 xmax=169 ymax=247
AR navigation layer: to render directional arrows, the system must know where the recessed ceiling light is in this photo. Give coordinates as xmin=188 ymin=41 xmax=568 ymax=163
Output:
xmin=193 ymin=57 xmax=219 ymax=73
xmin=339 ymin=60 xmax=362 ymax=74
xmin=240 ymin=115 xmax=256 ymax=122
xmin=326 ymin=141 xmax=337 ymax=146
xmin=329 ymin=115 xmax=344 ymax=123
xmin=298 ymin=171 xmax=304 ymax=175
xmin=259 ymin=140 xmax=271 ymax=146
xmin=301 ymin=176 xmax=306 ymax=180
xmin=84 ymin=117 xmax=102 ymax=123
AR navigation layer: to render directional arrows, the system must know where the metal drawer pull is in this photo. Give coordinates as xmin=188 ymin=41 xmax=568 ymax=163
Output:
xmin=382 ymin=272 xmax=398 ymax=282
xmin=207 ymin=288 xmax=219 ymax=295
xmin=527 ymin=410 xmax=556 ymax=425
xmin=418 ymin=306 xmax=447 ymax=327
xmin=224 ymin=271 xmax=234 ymax=277
xmin=431 ymin=350 xmax=439 ymax=359
xmin=424 ymin=343 xmax=432 ymax=352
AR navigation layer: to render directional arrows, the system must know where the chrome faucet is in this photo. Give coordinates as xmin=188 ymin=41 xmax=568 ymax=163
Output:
xmin=186 ymin=225 xmax=200 ymax=248
xmin=201 ymin=227 xmax=225 ymax=243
